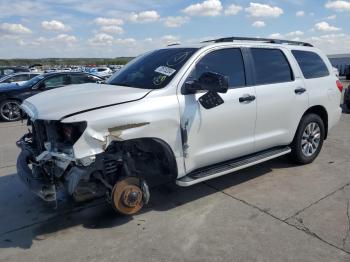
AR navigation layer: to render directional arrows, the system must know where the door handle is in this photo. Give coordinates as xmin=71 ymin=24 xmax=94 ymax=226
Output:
xmin=295 ymin=88 xmax=306 ymax=94
xmin=239 ymin=95 xmax=256 ymax=103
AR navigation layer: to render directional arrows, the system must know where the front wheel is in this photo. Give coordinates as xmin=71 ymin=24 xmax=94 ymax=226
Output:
xmin=0 ymin=100 xmax=22 ymax=122
xmin=291 ymin=114 xmax=325 ymax=164
xmin=111 ymin=177 xmax=145 ymax=215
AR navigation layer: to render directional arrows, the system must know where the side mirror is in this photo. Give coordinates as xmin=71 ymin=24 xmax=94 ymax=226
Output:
xmin=184 ymin=72 xmax=229 ymax=94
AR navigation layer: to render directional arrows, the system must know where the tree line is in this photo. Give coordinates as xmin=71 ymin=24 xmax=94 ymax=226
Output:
xmin=0 ymin=57 xmax=134 ymax=67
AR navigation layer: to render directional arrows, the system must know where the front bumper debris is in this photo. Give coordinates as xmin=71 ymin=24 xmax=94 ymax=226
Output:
xmin=16 ymin=137 xmax=57 ymax=202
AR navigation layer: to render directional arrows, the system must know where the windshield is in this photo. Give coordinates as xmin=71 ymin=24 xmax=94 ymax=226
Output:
xmin=107 ymin=48 xmax=198 ymax=89
xmin=18 ymin=74 xmax=45 ymax=87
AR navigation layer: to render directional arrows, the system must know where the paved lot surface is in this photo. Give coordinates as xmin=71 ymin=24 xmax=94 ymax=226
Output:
xmin=0 ymin=108 xmax=349 ymax=262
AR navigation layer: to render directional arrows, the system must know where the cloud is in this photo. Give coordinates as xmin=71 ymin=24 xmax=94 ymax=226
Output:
xmin=224 ymin=4 xmax=242 ymax=15
xmin=326 ymin=15 xmax=337 ymax=19
xmin=252 ymin=21 xmax=266 ymax=28
xmin=41 ymin=20 xmax=70 ymax=31
xmin=161 ymin=35 xmax=180 ymax=45
xmin=286 ymin=30 xmax=304 ymax=37
xmin=94 ymin=17 xmax=124 ymax=26
xmin=305 ymin=33 xmax=350 ymax=54
xmin=115 ymin=38 xmax=136 ymax=45
xmin=325 ymin=1 xmax=350 ymax=11
xmin=54 ymin=34 xmax=77 ymax=45
xmin=129 ymin=10 xmax=160 ymax=23
xmin=89 ymin=33 xmax=114 ymax=46
xmin=296 ymin=10 xmax=305 ymax=17
xmin=0 ymin=23 xmax=31 ymax=34
xmin=314 ymin=21 xmax=341 ymax=32
xmin=100 ymin=25 xmax=124 ymax=34
xmin=32 ymin=34 xmax=77 ymax=46
xmin=245 ymin=3 xmax=283 ymax=18
xmin=163 ymin=16 xmax=189 ymax=28
xmin=269 ymin=33 xmax=283 ymax=39
xmin=182 ymin=0 xmax=223 ymax=17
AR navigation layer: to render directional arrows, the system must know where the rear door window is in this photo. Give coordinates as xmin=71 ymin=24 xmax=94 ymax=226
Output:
xmin=43 ymin=75 xmax=67 ymax=88
xmin=12 ymin=74 xmax=29 ymax=82
xmin=70 ymin=74 xmax=100 ymax=84
xmin=251 ymin=48 xmax=294 ymax=85
xmin=291 ymin=50 xmax=329 ymax=79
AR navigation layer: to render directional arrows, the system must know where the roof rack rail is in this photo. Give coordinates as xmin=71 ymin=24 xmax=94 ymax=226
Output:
xmin=202 ymin=37 xmax=313 ymax=47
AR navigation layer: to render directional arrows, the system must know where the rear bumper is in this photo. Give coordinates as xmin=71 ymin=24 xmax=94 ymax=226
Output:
xmin=16 ymin=138 xmax=57 ymax=202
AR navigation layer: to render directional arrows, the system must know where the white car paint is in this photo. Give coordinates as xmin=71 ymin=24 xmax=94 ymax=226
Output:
xmin=22 ymin=83 xmax=152 ymax=120
xmin=22 ymin=41 xmax=342 ymax=180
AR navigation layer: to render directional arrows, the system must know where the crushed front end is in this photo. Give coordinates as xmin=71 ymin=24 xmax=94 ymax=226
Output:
xmin=16 ymin=119 xmax=125 ymax=204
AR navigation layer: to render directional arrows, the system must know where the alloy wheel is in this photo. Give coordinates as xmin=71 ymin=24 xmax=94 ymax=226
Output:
xmin=301 ymin=122 xmax=321 ymax=157
xmin=0 ymin=101 xmax=21 ymax=121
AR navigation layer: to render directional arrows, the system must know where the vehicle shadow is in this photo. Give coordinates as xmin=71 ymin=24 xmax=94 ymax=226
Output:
xmin=0 ymin=155 xmax=296 ymax=249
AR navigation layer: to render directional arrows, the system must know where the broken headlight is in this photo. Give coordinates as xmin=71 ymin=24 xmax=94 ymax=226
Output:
xmin=59 ymin=121 xmax=87 ymax=145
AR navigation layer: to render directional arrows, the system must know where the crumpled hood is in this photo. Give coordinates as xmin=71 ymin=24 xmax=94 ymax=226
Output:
xmin=22 ymin=83 xmax=151 ymax=120
xmin=0 ymin=83 xmax=24 ymax=92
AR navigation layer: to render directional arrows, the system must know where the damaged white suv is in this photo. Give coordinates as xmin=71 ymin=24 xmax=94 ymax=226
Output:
xmin=17 ymin=37 xmax=342 ymax=215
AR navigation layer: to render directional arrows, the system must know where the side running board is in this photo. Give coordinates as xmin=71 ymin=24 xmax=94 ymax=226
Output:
xmin=176 ymin=146 xmax=291 ymax=187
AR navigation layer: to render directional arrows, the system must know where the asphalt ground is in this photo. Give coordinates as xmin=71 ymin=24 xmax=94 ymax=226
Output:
xmin=0 ymin=103 xmax=349 ymax=262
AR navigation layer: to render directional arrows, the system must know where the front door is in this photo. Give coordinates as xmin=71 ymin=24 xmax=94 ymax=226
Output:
xmin=178 ymin=48 xmax=257 ymax=173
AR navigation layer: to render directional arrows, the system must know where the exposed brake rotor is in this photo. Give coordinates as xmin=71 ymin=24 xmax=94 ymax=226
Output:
xmin=111 ymin=177 xmax=144 ymax=215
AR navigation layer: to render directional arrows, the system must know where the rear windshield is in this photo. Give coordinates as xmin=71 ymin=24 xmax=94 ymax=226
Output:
xmin=107 ymin=48 xmax=198 ymax=89
xmin=291 ymin=50 xmax=329 ymax=79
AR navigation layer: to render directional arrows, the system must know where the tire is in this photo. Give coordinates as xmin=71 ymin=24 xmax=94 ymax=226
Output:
xmin=0 ymin=100 xmax=22 ymax=122
xmin=291 ymin=113 xmax=325 ymax=165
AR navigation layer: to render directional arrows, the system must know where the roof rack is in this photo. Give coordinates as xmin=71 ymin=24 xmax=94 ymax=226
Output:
xmin=202 ymin=37 xmax=313 ymax=47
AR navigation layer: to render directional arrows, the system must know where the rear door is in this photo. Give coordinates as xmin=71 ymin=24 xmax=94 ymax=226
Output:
xmin=250 ymin=47 xmax=309 ymax=152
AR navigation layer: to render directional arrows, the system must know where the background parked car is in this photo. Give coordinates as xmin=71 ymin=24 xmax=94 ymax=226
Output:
xmin=0 ymin=72 xmax=103 ymax=121
xmin=0 ymin=72 xmax=41 ymax=85
xmin=344 ymin=85 xmax=350 ymax=109
xmin=89 ymin=67 xmax=113 ymax=79
xmin=0 ymin=67 xmax=30 ymax=78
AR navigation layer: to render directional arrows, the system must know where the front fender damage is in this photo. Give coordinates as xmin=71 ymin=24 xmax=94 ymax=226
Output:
xmin=16 ymin=121 xmax=174 ymax=208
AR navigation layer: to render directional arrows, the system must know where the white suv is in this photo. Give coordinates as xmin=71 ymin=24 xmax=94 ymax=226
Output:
xmin=17 ymin=37 xmax=342 ymax=215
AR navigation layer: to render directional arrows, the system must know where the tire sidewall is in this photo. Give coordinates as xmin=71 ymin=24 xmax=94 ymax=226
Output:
xmin=0 ymin=100 xmax=22 ymax=122
xmin=292 ymin=114 xmax=325 ymax=164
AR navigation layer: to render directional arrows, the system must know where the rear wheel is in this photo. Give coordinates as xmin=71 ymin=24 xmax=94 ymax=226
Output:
xmin=0 ymin=100 xmax=22 ymax=122
xmin=291 ymin=114 xmax=325 ymax=164
xmin=111 ymin=177 xmax=144 ymax=215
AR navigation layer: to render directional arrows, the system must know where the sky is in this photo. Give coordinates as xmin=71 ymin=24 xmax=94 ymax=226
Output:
xmin=0 ymin=0 xmax=350 ymax=58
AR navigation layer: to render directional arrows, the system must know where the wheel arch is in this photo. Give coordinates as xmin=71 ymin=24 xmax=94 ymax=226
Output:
xmin=302 ymin=105 xmax=328 ymax=139
xmin=108 ymin=137 xmax=178 ymax=187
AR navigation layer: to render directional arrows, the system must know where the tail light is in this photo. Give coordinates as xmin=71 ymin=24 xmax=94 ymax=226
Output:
xmin=336 ymin=80 xmax=343 ymax=93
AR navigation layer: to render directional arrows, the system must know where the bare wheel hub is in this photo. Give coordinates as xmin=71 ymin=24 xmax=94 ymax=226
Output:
xmin=112 ymin=177 xmax=144 ymax=215
xmin=122 ymin=186 xmax=142 ymax=207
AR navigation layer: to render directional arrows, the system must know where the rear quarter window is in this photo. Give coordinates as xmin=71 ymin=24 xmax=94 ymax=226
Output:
xmin=291 ymin=50 xmax=329 ymax=79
